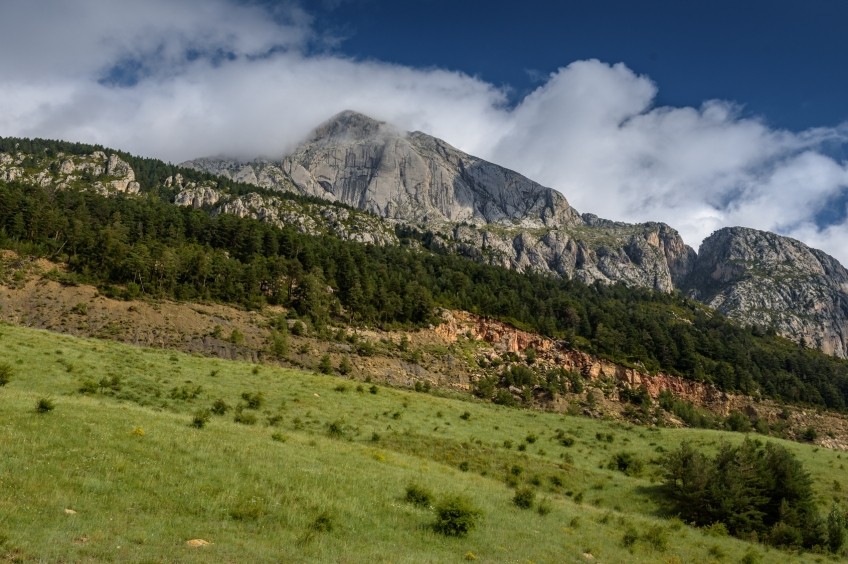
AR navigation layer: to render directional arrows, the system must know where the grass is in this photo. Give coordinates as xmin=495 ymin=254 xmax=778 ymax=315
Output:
xmin=0 ymin=322 xmax=845 ymax=561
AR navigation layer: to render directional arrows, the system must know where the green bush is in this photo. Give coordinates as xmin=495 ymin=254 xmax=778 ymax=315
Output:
xmin=308 ymin=511 xmax=334 ymax=533
xmin=233 ymin=408 xmax=257 ymax=425
xmin=338 ymin=356 xmax=352 ymax=375
xmin=0 ymin=362 xmax=12 ymax=387
xmin=662 ymin=439 xmax=825 ymax=550
xmin=191 ymin=409 xmax=211 ymax=429
xmin=404 ymin=483 xmax=433 ymax=508
xmin=536 ymin=497 xmax=552 ymax=516
xmin=608 ymin=452 xmax=643 ymax=476
xmin=210 ymin=398 xmax=230 ymax=415
xmin=240 ymin=391 xmax=264 ymax=409
xmin=36 ymin=397 xmax=55 ymax=413
xmin=318 ymin=354 xmax=333 ymax=374
xmin=432 ymin=495 xmax=482 ymax=537
xmin=513 ymin=487 xmax=536 ymax=510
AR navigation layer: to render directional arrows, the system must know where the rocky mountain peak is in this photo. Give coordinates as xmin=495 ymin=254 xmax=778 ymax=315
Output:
xmin=686 ymin=226 xmax=848 ymax=357
xmin=308 ymin=110 xmax=392 ymax=144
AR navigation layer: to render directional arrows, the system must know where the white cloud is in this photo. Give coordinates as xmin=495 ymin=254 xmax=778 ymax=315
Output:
xmin=1 ymin=1 xmax=847 ymax=265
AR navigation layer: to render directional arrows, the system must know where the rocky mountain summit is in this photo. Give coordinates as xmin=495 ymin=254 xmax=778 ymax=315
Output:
xmin=686 ymin=227 xmax=848 ymax=357
xmin=184 ymin=110 xmax=696 ymax=291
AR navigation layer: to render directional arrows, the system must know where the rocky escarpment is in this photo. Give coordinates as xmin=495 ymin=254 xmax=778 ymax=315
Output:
xmin=686 ymin=227 xmax=848 ymax=357
xmin=184 ymin=110 xmax=695 ymax=291
xmin=169 ymin=173 xmax=396 ymax=245
xmin=0 ymin=150 xmax=140 ymax=194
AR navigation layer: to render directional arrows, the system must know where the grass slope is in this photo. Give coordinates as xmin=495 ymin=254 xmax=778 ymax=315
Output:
xmin=1 ymin=323 xmax=845 ymax=562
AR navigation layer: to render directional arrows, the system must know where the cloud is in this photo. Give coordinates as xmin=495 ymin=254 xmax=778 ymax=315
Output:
xmin=1 ymin=1 xmax=847 ymax=265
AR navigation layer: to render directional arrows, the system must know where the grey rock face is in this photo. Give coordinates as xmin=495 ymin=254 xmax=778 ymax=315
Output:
xmin=686 ymin=227 xmax=848 ymax=357
xmin=184 ymin=110 xmax=694 ymax=291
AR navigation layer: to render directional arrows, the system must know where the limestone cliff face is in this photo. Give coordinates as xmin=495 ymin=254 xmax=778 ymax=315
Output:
xmin=686 ymin=227 xmax=848 ymax=357
xmin=0 ymin=150 xmax=139 ymax=194
xmin=184 ymin=110 xmax=694 ymax=291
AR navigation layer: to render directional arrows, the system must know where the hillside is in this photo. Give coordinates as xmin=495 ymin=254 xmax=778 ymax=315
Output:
xmin=1 ymin=322 xmax=845 ymax=562
xmin=2 ymin=138 xmax=848 ymax=414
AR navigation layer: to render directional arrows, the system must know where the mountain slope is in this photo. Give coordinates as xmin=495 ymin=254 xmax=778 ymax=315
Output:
xmin=1 ymin=322 xmax=842 ymax=562
xmin=182 ymin=111 xmax=848 ymax=357
xmin=183 ymin=111 xmax=696 ymax=292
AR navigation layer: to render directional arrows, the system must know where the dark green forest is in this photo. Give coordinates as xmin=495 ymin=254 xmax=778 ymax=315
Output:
xmin=1 ymin=137 xmax=848 ymax=410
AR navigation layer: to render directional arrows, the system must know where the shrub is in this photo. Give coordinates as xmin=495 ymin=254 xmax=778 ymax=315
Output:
xmin=622 ymin=527 xmax=639 ymax=548
xmin=318 ymin=354 xmax=333 ymax=374
xmin=0 ymin=362 xmax=12 ymax=387
xmin=327 ymin=420 xmax=345 ymax=438
xmin=493 ymin=389 xmax=517 ymax=406
xmin=404 ymin=483 xmax=433 ymax=508
xmin=459 ymin=411 xmax=471 ymax=421
xmin=338 ymin=356 xmax=352 ymax=375
xmin=233 ymin=409 xmax=257 ymax=425
xmin=229 ymin=328 xmax=244 ymax=345
xmin=36 ymin=397 xmax=55 ymax=413
xmin=661 ymin=439 xmax=823 ymax=550
xmin=210 ymin=398 xmax=230 ymax=415
xmin=269 ymin=329 xmax=288 ymax=359
xmin=643 ymin=525 xmax=668 ymax=551
xmin=513 ymin=487 xmax=536 ymax=509
xmin=308 ymin=511 xmax=334 ymax=533
xmin=608 ymin=452 xmax=643 ymax=476
xmin=432 ymin=495 xmax=482 ymax=537
xmin=191 ymin=409 xmax=211 ymax=429
xmin=240 ymin=391 xmax=264 ymax=409
xmin=536 ymin=497 xmax=552 ymax=516
xmin=826 ymin=504 xmax=846 ymax=553
xmin=369 ymin=385 xmax=378 ymax=394
xmin=458 ymin=461 xmax=470 ymax=472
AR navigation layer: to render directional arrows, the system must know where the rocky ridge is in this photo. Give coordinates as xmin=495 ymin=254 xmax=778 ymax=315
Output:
xmin=0 ymin=149 xmax=140 ymax=195
xmin=686 ymin=226 xmax=848 ymax=357
xmin=168 ymin=173 xmax=396 ymax=245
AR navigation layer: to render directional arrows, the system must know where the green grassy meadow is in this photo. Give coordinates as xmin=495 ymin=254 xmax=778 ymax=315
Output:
xmin=1 ymin=323 xmax=846 ymax=562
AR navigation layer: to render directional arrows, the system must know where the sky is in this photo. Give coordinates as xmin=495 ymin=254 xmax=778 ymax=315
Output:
xmin=1 ymin=0 xmax=847 ymax=264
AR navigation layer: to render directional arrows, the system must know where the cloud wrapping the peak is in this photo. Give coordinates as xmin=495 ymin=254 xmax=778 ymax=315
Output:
xmin=1 ymin=1 xmax=847 ymax=264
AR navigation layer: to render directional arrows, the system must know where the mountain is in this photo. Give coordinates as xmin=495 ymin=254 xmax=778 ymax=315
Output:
xmin=182 ymin=111 xmax=848 ymax=358
xmin=686 ymin=226 xmax=848 ymax=357
xmin=183 ymin=111 xmax=696 ymax=292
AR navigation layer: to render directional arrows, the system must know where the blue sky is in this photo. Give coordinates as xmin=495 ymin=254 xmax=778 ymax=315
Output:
xmin=308 ymin=0 xmax=847 ymax=132
xmin=0 ymin=0 xmax=847 ymax=264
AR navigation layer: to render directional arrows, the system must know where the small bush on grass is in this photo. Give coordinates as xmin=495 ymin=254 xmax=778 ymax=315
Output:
xmin=308 ymin=511 xmax=334 ymax=533
xmin=210 ymin=398 xmax=230 ymax=415
xmin=233 ymin=408 xmax=257 ymax=425
xmin=36 ymin=397 xmax=55 ymax=413
xmin=622 ymin=527 xmax=639 ymax=548
xmin=608 ymin=451 xmax=643 ymax=476
xmin=432 ymin=495 xmax=482 ymax=537
xmin=240 ymin=391 xmax=264 ymax=409
xmin=191 ymin=409 xmax=211 ymax=429
xmin=327 ymin=420 xmax=345 ymax=438
xmin=404 ymin=483 xmax=433 ymax=508
xmin=0 ymin=362 xmax=13 ymax=386
xmin=513 ymin=487 xmax=536 ymax=510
